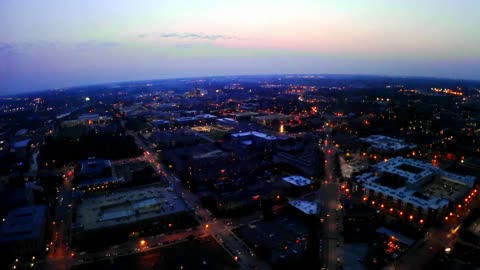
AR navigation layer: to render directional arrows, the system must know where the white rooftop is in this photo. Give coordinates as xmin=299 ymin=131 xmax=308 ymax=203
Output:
xmin=282 ymin=175 xmax=313 ymax=187
xmin=361 ymin=135 xmax=416 ymax=151
xmin=357 ymin=157 xmax=476 ymax=210
xmin=75 ymin=185 xmax=192 ymax=231
xmin=289 ymin=200 xmax=317 ymax=215
xmin=232 ymin=131 xmax=276 ymax=141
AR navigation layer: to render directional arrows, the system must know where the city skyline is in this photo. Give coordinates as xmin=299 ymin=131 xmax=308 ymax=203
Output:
xmin=2 ymin=0 xmax=480 ymax=94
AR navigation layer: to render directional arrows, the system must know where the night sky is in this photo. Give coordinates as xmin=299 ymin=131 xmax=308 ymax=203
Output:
xmin=1 ymin=0 xmax=479 ymax=94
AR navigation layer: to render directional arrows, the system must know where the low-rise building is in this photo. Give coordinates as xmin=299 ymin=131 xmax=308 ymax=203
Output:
xmin=73 ymin=185 xmax=195 ymax=247
xmin=360 ymin=135 xmax=416 ymax=154
xmin=0 ymin=205 xmax=48 ymax=256
xmin=357 ymin=157 xmax=476 ymax=224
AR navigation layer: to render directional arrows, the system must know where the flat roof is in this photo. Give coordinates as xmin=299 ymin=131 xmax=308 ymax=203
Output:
xmin=192 ymin=150 xmax=228 ymax=159
xmin=253 ymin=114 xmax=291 ymax=121
xmin=0 ymin=205 xmax=47 ymax=243
xmin=78 ymin=114 xmax=100 ymax=120
xmin=376 ymin=227 xmax=414 ymax=246
xmin=78 ymin=158 xmax=112 ymax=175
xmin=282 ymin=175 xmax=313 ymax=187
xmin=176 ymin=117 xmax=197 ymax=122
xmin=76 ymin=176 xmax=125 ymax=189
xmin=13 ymin=138 xmax=31 ymax=148
xmin=360 ymin=135 xmax=416 ymax=151
xmin=357 ymin=157 xmax=476 ymax=210
xmin=376 ymin=157 xmax=433 ymax=185
xmin=195 ymin=114 xmax=217 ymax=119
xmin=75 ymin=185 xmax=192 ymax=231
xmin=231 ymin=131 xmax=276 ymax=141
xmin=289 ymin=200 xmax=317 ymax=215
xmin=217 ymin=118 xmax=238 ymax=124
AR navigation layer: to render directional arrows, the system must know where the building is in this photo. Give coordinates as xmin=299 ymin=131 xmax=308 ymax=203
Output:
xmin=360 ymin=135 xmax=416 ymax=154
xmin=216 ymin=118 xmax=239 ymax=128
xmin=0 ymin=205 xmax=48 ymax=256
xmin=194 ymin=114 xmax=218 ymax=125
xmin=152 ymin=119 xmax=171 ymax=129
xmin=252 ymin=114 xmax=292 ymax=126
xmin=273 ymin=144 xmax=323 ymax=178
xmin=280 ymin=175 xmax=316 ymax=196
xmin=150 ymin=129 xmax=197 ymax=149
xmin=61 ymin=114 xmax=113 ymax=128
xmin=75 ymin=158 xmax=112 ymax=183
xmin=73 ymin=185 xmax=195 ymax=246
xmin=282 ymin=175 xmax=313 ymax=187
xmin=11 ymin=138 xmax=31 ymax=159
xmin=231 ymin=131 xmax=276 ymax=148
xmin=288 ymin=200 xmax=318 ymax=215
xmin=356 ymin=157 xmax=476 ymax=224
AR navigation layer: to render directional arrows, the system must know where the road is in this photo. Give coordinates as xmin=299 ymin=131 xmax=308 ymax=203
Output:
xmin=318 ymin=131 xmax=344 ymax=270
xmin=42 ymin=167 xmax=75 ymax=270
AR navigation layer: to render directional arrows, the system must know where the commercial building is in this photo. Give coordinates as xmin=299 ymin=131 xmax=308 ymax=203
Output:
xmin=73 ymin=185 xmax=195 ymax=246
xmin=231 ymin=131 xmax=276 ymax=147
xmin=360 ymin=135 xmax=416 ymax=154
xmin=356 ymin=157 xmax=476 ymax=223
xmin=61 ymin=114 xmax=113 ymax=128
xmin=0 ymin=205 xmax=48 ymax=256
xmin=252 ymin=114 xmax=292 ymax=126
xmin=75 ymin=158 xmax=112 ymax=182
xmin=288 ymin=200 xmax=318 ymax=215
xmin=282 ymin=175 xmax=313 ymax=187
xmin=216 ymin=118 xmax=239 ymax=128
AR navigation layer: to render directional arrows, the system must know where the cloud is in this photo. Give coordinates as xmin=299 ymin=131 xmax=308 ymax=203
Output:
xmin=73 ymin=41 xmax=120 ymax=51
xmin=174 ymin=43 xmax=215 ymax=49
xmin=0 ymin=41 xmax=120 ymax=54
xmin=160 ymin=32 xmax=241 ymax=41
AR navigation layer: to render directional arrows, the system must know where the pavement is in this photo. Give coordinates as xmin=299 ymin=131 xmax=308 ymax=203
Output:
xmin=318 ymin=132 xmax=345 ymax=270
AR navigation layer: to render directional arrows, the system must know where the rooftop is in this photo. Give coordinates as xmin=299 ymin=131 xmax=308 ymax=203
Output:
xmin=376 ymin=227 xmax=414 ymax=247
xmin=289 ymin=200 xmax=317 ymax=215
xmin=217 ymin=118 xmax=238 ymax=124
xmin=76 ymin=176 xmax=125 ymax=189
xmin=357 ymin=157 xmax=476 ymax=210
xmin=195 ymin=114 xmax=217 ymax=119
xmin=282 ymin=175 xmax=313 ymax=187
xmin=232 ymin=131 xmax=276 ymax=141
xmin=78 ymin=158 xmax=112 ymax=175
xmin=75 ymin=185 xmax=192 ymax=231
xmin=0 ymin=205 xmax=47 ymax=243
xmin=375 ymin=157 xmax=433 ymax=185
xmin=13 ymin=138 xmax=31 ymax=148
xmin=360 ymin=135 xmax=416 ymax=151
xmin=78 ymin=113 xmax=100 ymax=120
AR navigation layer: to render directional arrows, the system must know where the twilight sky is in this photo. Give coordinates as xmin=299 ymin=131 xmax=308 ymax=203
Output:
xmin=1 ymin=0 xmax=480 ymax=94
